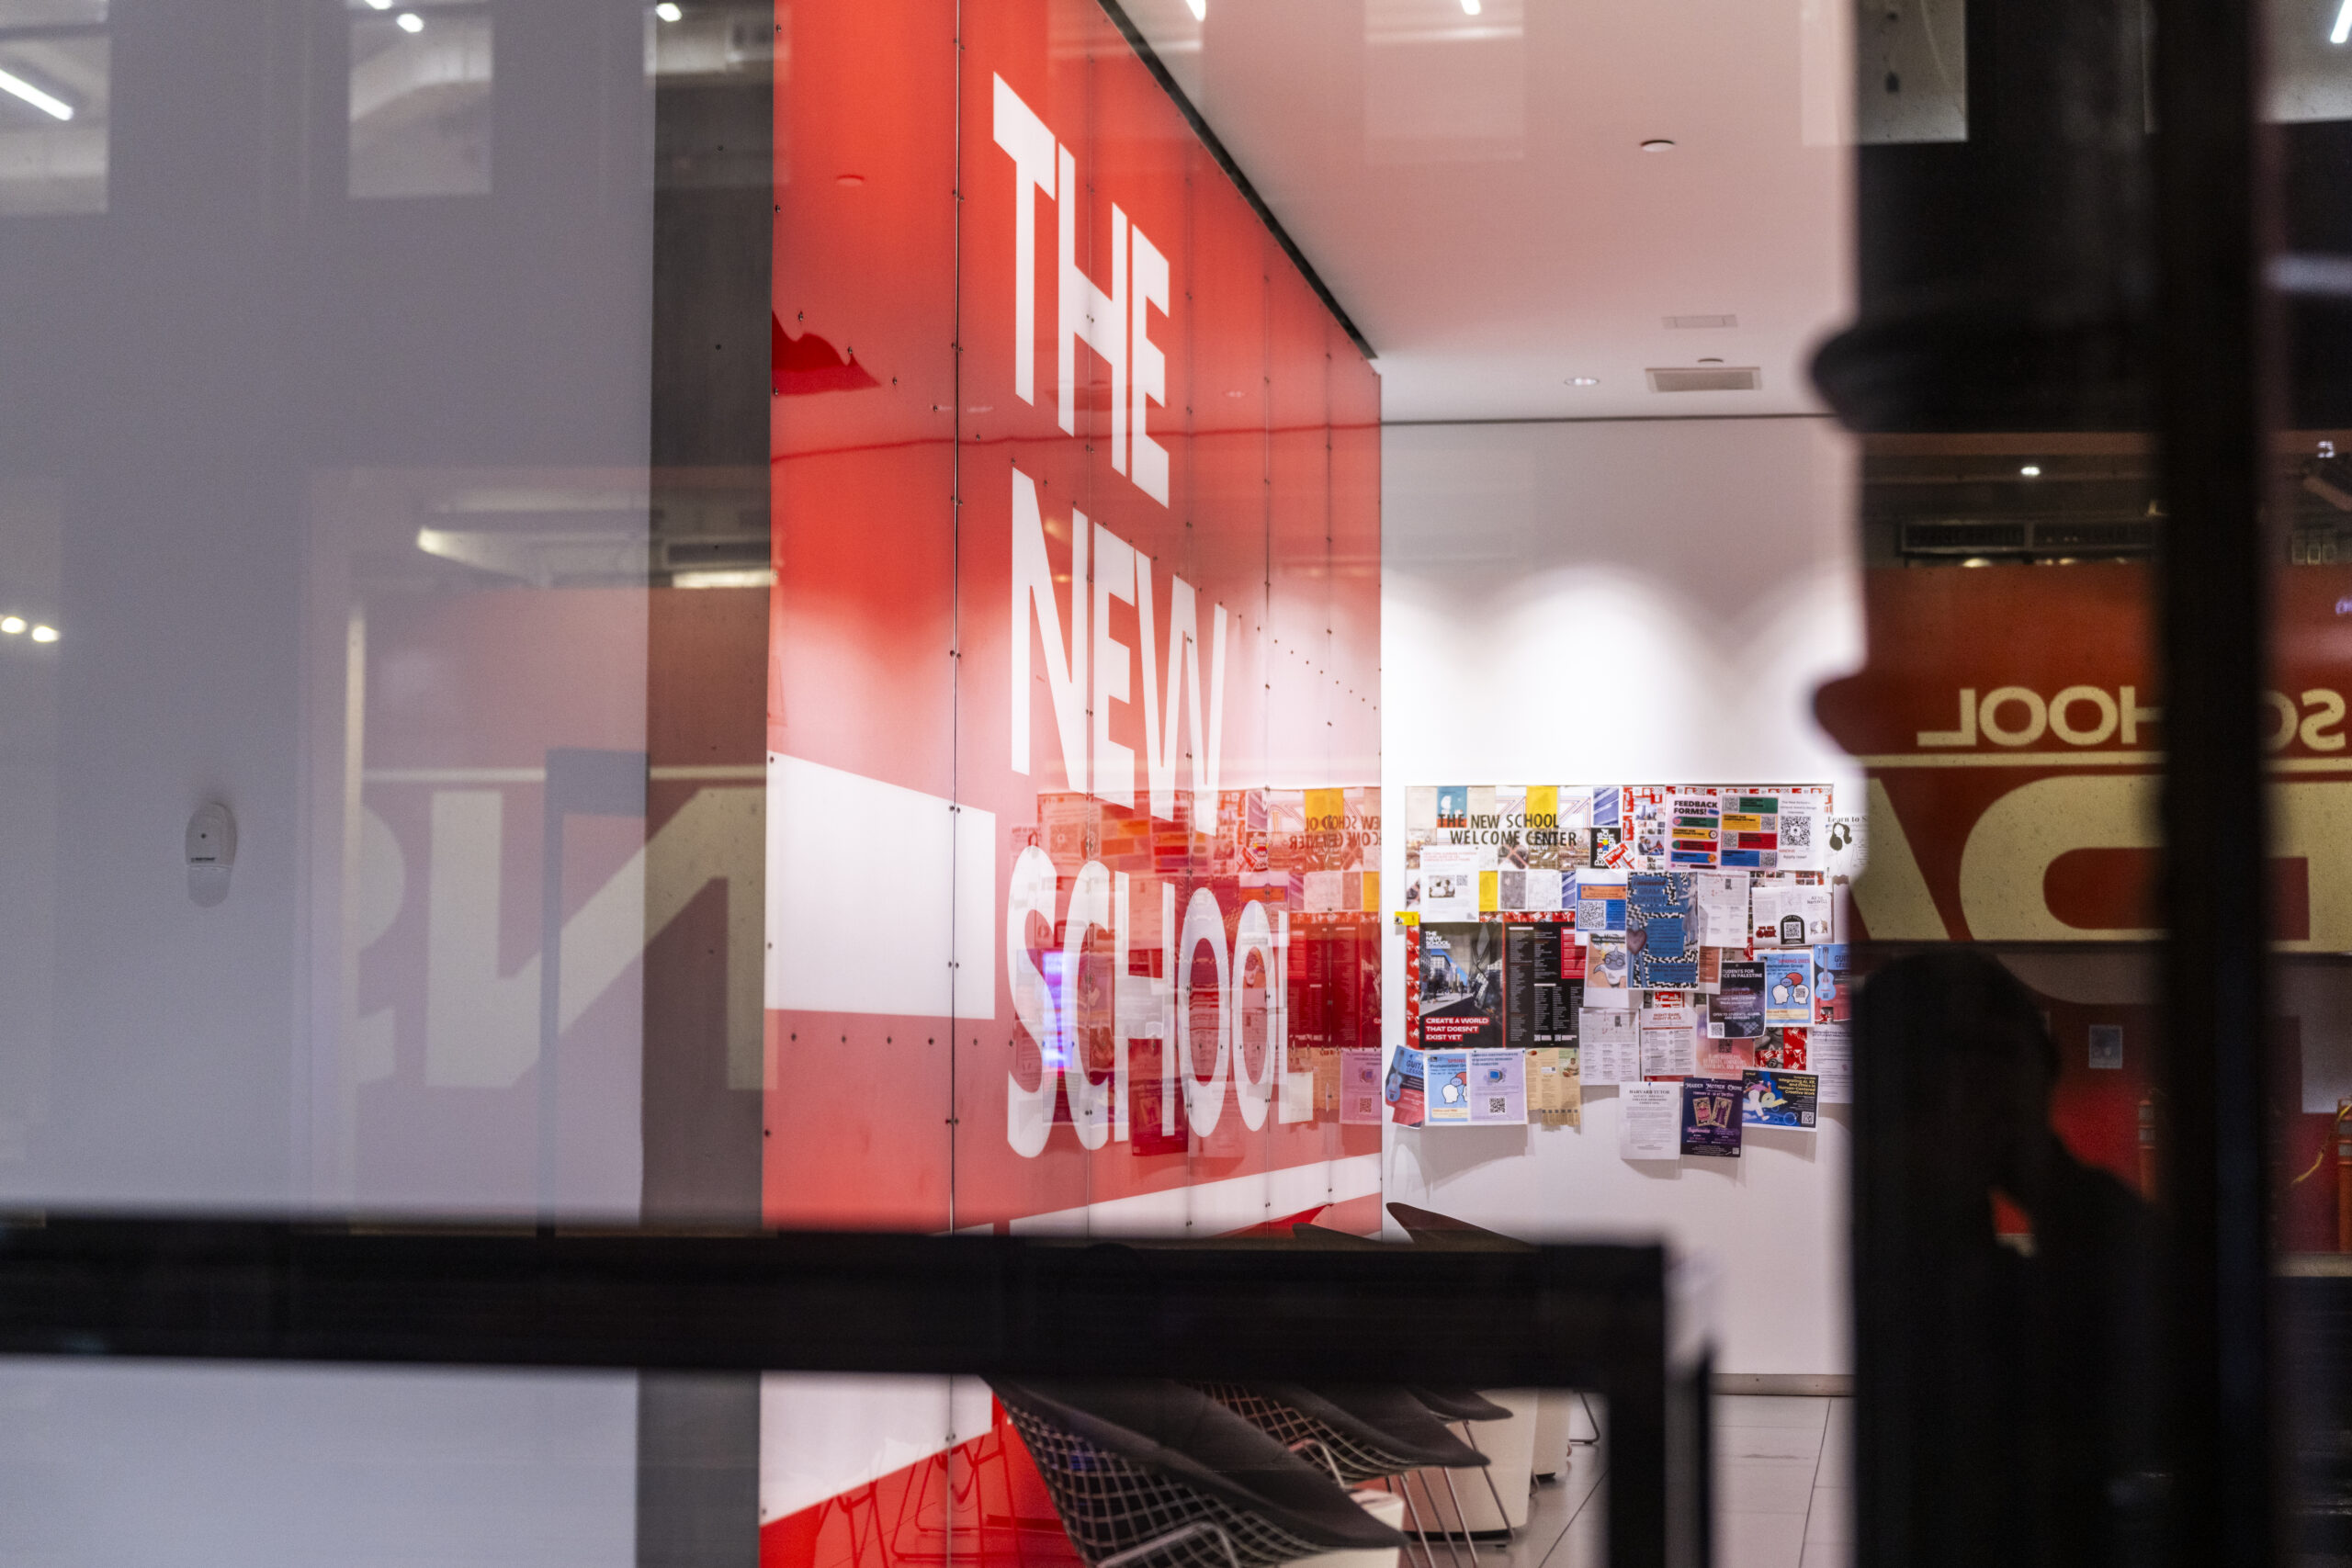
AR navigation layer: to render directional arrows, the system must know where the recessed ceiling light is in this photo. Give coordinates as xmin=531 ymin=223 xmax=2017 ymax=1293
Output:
xmin=1185 ymin=0 xmax=1206 ymax=16
xmin=0 ymin=617 xmax=22 ymax=636
xmin=365 ymin=0 xmax=391 ymax=7
xmin=2333 ymin=0 xmax=2351 ymax=43
xmin=395 ymin=10 xmax=424 ymax=31
xmin=30 ymin=625 xmax=57 ymax=643
xmin=1567 ymin=377 xmax=1600 ymax=386
xmin=1697 ymin=357 xmax=1724 ymax=365
xmin=654 ymin=1 xmax=683 ymax=18
xmin=837 ymin=173 xmax=865 ymax=186
xmin=1461 ymin=0 xmax=1481 ymax=12
xmin=2019 ymin=464 xmax=2042 ymax=477
xmin=1640 ymin=139 xmax=1676 ymax=152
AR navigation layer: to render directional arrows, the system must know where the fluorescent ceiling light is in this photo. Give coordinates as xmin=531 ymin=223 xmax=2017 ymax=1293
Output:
xmin=2334 ymin=0 xmax=2351 ymax=44
xmin=0 ymin=66 xmax=72 ymax=121
xmin=654 ymin=1 xmax=683 ymax=18
xmin=672 ymin=569 xmax=774 ymax=589
xmin=1184 ymin=0 xmax=1205 ymax=18
xmin=30 ymin=625 xmax=57 ymax=643
xmin=396 ymin=10 xmax=424 ymax=31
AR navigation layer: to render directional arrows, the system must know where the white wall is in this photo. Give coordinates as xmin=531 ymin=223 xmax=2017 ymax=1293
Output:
xmin=1379 ymin=415 xmax=1863 ymax=1376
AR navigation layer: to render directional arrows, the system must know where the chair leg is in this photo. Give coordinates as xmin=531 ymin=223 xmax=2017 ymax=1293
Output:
xmin=1413 ymin=1469 xmax=1467 ymax=1568
xmin=1099 ymin=1519 xmax=1242 ymax=1568
xmin=1437 ymin=1467 xmax=1484 ymax=1551
xmin=1389 ymin=1472 xmax=1442 ymax=1568
xmin=1399 ymin=1470 xmax=1461 ymax=1568
xmin=1456 ymin=1420 xmax=1515 ymax=1539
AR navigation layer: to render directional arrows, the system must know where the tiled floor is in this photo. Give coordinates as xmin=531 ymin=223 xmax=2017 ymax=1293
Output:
xmin=1469 ymin=1393 xmax=1849 ymax=1568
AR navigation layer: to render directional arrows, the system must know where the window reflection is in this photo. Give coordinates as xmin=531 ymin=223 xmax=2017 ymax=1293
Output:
xmin=0 ymin=0 xmax=106 ymax=216
xmin=348 ymin=0 xmax=493 ymax=200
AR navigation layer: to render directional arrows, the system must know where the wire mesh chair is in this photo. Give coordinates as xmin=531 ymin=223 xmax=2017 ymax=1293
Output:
xmin=993 ymin=1380 xmax=1406 ymax=1568
xmin=1194 ymin=1383 xmax=1488 ymax=1568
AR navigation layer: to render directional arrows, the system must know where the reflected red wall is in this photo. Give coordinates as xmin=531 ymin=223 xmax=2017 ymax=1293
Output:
xmin=765 ymin=0 xmax=1381 ymax=1234
xmin=1815 ymin=563 xmax=2345 ymax=1246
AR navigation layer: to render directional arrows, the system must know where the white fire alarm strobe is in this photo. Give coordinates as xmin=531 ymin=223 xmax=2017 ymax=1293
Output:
xmin=187 ymin=801 xmax=235 ymax=907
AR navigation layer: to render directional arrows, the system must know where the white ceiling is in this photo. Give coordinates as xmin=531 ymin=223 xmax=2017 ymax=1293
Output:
xmin=1120 ymin=0 xmax=1856 ymax=423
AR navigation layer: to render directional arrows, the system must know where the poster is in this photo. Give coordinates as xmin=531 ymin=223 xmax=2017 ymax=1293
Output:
xmin=1681 ymin=1078 xmax=1744 ymax=1157
xmin=1522 ymin=866 xmax=1564 ymax=911
xmin=1424 ymin=1050 xmax=1472 ymax=1124
xmin=1467 ymin=1049 xmax=1527 ymax=1124
xmin=1694 ymin=871 xmax=1751 ymax=948
xmin=1639 ymin=991 xmax=1698 ymax=1077
xmin=1589 ymin=824 xmax=1628 ymax=867
xmin=1743 ymin=1069 xmax=1819 ymax=1129
xmin=1751 ymin=882 xmax=1832 ymax=947
xmin=1575 ymin=874 xmax=1627 ymax=934
xmin=1580 ymin=1008 xmax=1638 ymax=1084
xmin=1626 ymin=872 xmax=1700 ymax=987
xmin=1420 ymin=844 xmax=1483 ymax=921
xmin=1506 ymin=922 xmax=1577 ymax=1045
xmin=1775 ymin=795 xmax=1826 ymax=872
xmin=1627 ymin=787 xmax=1671 ymax=868
xmin=1385 ymin=1045 xmax=1427 ymax=1126
xmin=1435 ymin=785 xmax=1470 ymax=829
xmin=1696 ymin=1033 xmax=1757 ymax=1081
xmin=1763 ymin=951 xmax=1814 ymax=1026
xmin=1759 ymin=1026 xmax=1808 ymax=1070
xmin=1715 ymin=960 xmax=1766 ymax=1041
xmin=1530 ymin=1046 xmax=1581 ymax=1125
xmin=1669 ymin=789 xmax=1720 ymax=868
xmin=1620 ymin=1081 xmax=1680 ymax=1160
xmin=1583 ymin=933 xmax=1630 ymax=1000
xmin=1813 ymin=943 xmax=1850 ymax=1024
xmin=1590 ymin=784 xmax=1621 ymax=829
xmin=1341 ymin=1048 xmax=1384 ymax=1124
xmin=1418 ymin=922 xmax=1503 ymax=1047
xmin=1809 ymin=1023 xmax=1851 ymax=1103
xmin=1717 ymin=794 xmax=1781 ymax=871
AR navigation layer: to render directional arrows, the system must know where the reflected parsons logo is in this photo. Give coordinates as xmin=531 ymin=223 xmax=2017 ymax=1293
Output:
xmin=993 ymin=75 xmax=1172 ymax=508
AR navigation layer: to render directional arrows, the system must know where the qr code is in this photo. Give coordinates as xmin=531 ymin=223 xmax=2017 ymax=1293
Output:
xmin=1487 ymin=1097 xmax=1509 ymax=1115
xmin=1781 ymin=814 xmax=1814 ymax=851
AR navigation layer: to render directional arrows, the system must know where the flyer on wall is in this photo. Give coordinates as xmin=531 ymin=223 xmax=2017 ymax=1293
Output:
xmin=1681 ymin=1078 xmax=1744 ymax=1157
xmin=1467 ymin=1049 xmax=1528 ymax=1124
xmin=1620 ymin=1081 xmax=1680 ymax=1160
xmin=1386 ymin=1046 xmax=1428 ymax=1126
xmin=1505 ymin=921 xmax=1576 ymax=1045
xmin=1715 ymin=959 xmax=1766 ymax=1040
xmin=1763 ymin=950 xmax=1813 ymax=1025
xmin=1530 ymin=1046 xmax=1581 ymax=1124
xmin=1419 ymin=844 xmax=1484 ymax=921
xmin=1419 ymin=922 xmax=1503 ymax=1047
xmin=1717 ymin=795 xmax=1781 ymax=871
xmin=1809 ymin=1023 xmax=1852 ymax=1103
xmin=1580 ymin=1008 xmax=1638 ymax=1084
xmin=1743 ymin=1069 xmax=1820 ymax=1129
xmin=1813 ymin=942 xmax=1850 ymax=1023
xmin=1424 ymin=1050 xmax=1472 ymax=1123
xmin=1341 ymin=1048 xmax=1384 ymax=1124
xmin=1626 ymin=872 xmax=1700 ymax=987
xmin=1759 ymin=1025 xmax=1809 ymax=1069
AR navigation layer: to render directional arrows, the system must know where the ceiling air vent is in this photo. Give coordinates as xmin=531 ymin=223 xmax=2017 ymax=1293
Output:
xmin=1646 ymin=366 xmax=1761 ymax=392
